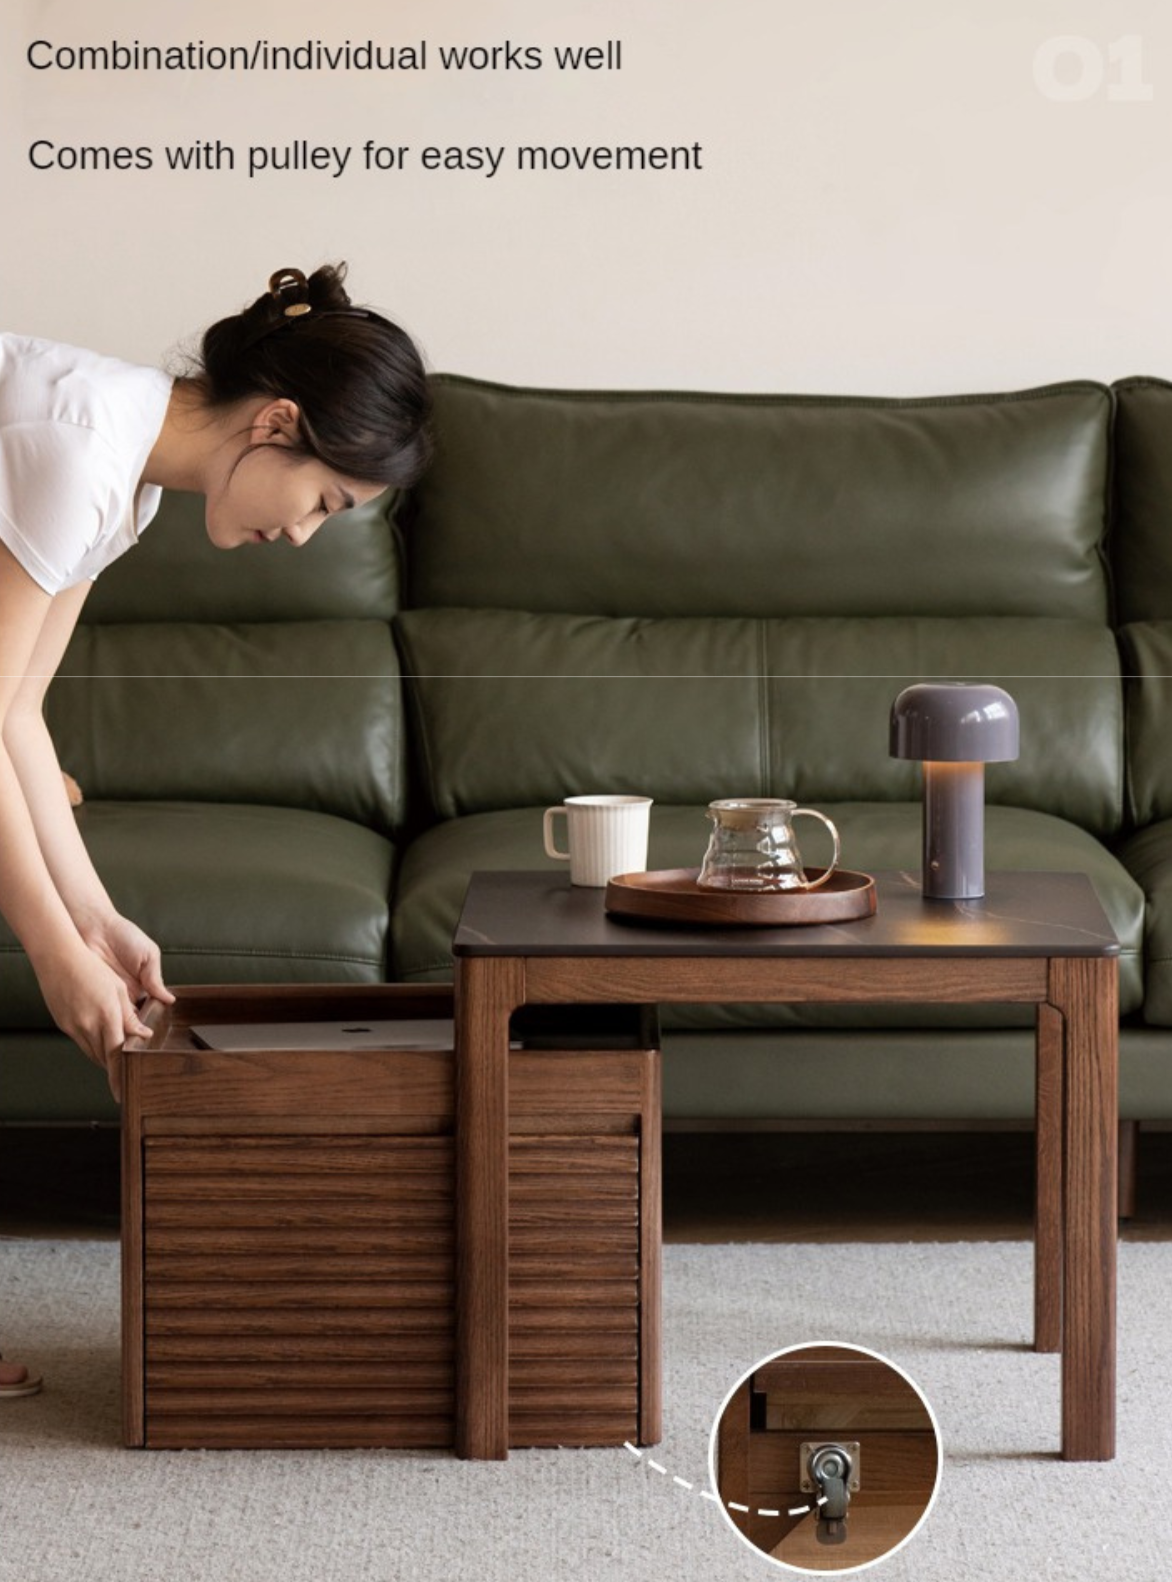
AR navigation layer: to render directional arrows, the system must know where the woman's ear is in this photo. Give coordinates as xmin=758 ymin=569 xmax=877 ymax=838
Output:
xmin=249 ymin=397 xmax=303 ymax=447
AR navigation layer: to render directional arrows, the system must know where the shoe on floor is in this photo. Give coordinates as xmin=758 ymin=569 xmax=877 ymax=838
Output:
xmin=0 ymin=1357 xmax=43 ymax=1398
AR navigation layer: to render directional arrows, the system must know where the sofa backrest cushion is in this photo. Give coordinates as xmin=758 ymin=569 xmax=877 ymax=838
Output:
xmin=49 ymin=621 xmax=404 ymax=832
xmin=1113 ymin=378 xmax=1172 ymax=624
xmin=403 ymin=375 xmax=1113 ymax=622
xmin=85 ymin=489 xmax=402 ymax=623
xmin=47 ymin=488 xmax=408 ymax=833
xmin=1120 ymin=621 xmax=1172 ymax=828
xmin=395 ymin=609 xmax=1123 ymax=836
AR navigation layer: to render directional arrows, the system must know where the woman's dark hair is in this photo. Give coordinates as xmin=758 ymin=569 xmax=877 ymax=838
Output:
xmin=193 ymin=263 xmax=432 ymax=488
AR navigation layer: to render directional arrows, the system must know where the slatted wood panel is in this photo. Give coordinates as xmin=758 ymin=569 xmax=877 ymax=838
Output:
xmin=509 ymin=1135 xmax=641 ymax=1446
xmin=140 ymin=1128 xmax=648 ymax=1450
xmin=143 ymin=1136 xmax=456 ymax=1449
xmin=125 ymin=993 xmax=659 ymax=1454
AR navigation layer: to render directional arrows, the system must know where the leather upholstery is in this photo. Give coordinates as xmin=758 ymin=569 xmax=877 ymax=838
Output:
xmin=396 ymin=609 xmax=1123 ymax=836
xmin=0 ymin=801 xmax=394 ymax=1025
xmin=405 ymin=376 xmax=1112 ymax=619
xmin=85 ymin=487 xmax=402 ymax=624
xmin=49 ymin=619 xmax=405 ymax=832
xmin=1116 ymin=819 xmax=1172 ymax=1025
xmin=1112 ymin=379 xmax=1172 ymax=623
xmin=1120 ymin=622 xmax=1172 ymax=830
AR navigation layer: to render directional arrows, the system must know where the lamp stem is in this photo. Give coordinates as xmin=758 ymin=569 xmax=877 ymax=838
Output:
xmin=922 ymin=761 xmax=985 ymax=899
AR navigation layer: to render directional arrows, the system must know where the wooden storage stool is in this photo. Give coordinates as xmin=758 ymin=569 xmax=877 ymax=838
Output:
xmin=121 ymin=985 xmax=660 ymax=1451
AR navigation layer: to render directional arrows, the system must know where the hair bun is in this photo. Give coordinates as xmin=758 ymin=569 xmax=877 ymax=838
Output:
xmin=304 ymin=261 xmax=353 ymax=313
xmin=266 ymin=265 xmax=352 ymax=316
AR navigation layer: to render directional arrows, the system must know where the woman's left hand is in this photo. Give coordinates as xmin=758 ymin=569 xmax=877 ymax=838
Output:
xmin=84 ymin=912 xmax=176 ymax=1010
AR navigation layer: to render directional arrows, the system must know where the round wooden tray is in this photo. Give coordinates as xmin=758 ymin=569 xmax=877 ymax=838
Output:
xmin=604 ymin=867 xmax=877 ymax=927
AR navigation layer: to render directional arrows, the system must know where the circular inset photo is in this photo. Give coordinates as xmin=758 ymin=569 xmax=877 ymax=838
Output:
xmin=708 ymin=1342 xmax=941 ymax=1574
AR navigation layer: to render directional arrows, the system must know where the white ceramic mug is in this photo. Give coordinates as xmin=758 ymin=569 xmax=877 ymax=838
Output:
xmin=543 ymin=795 xmax=653 ymax=887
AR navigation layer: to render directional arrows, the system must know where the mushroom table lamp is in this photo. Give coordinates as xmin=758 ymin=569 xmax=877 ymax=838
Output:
xmin=889 ymin=683 xmax=1020 ymax=900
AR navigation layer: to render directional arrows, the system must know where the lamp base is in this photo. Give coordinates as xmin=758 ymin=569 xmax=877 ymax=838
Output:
xmin=922 ymin=761 xmax=985 ymax=899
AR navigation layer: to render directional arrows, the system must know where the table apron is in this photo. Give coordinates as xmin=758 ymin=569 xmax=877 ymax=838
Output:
xmin=521 ymin=955 xmax=1051 ymax=1004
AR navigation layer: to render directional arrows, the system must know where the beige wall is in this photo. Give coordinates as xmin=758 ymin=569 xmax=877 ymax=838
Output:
xmin=3 ymin=0 xmax=1170 ymax=393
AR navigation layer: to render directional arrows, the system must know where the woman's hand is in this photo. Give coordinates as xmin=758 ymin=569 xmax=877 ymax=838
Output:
xmin=34 ymin=942 xmax=156 ymax=1102
xmin=82 ymin=911 xmax=176 ymax=1011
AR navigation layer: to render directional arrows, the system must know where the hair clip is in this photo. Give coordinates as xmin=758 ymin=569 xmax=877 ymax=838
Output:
xmin=268 ymin=267 xmax=312 ymax=317
xmin=243 ymin=272 xmax=387 ymax=352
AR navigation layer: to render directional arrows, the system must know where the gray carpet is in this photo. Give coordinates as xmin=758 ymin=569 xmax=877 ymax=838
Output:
xmin=0 ymin=1239 xmax=1165 ymax=1581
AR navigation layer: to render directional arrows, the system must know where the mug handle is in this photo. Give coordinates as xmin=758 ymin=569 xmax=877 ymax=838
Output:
xmin=543 ymin=806 xmax=571 ymax=861
xmin=792 ymin=809 xmax=841 ymax=890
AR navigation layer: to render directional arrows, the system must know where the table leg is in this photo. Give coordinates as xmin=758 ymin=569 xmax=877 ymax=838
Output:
xmin=455 ymin=955 xmax=524 ymax=1460
xmin=638 ymin=1046 xmax=663 ymax=1446
xmin=1034 ymin=1004 xmax=1063 ymax=1355
xmin=1049 ymin=956 xmax=1117 ymax=1461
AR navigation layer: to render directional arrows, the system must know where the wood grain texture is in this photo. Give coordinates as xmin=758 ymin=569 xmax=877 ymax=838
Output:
xmin=124 ymin=987 xmax=468 ymax=1454
xmin=1118 ymin=1121 xmax=1138 ymax=1219
xmin=755 ymin=1354 xmax=934 ymax=1434
xmin=138 ymin=1048 xmax=453 ymax=1120
xmin=748 ymin=1430 xmax=938 ymax=1500
xmin=147 ymin=1333 xmax=454 ymax=1363
xmin=144 ymin=1253 xmax=452 ymax=1281
xmin=639 ymin=1046 xmax=663 ymax=1447
xmin=120 ymin=1039 xmax=146 ymax=1447
xmin=764 ymin=1401 xmax=931 ymax=1432
xmin=145 ymin=1226 xmax=454 ymax=1257
xmin=510 ymin=1050 xmax=646 ymax=1112
xmin=145 ymin=1418 xmax=454 ymax=1450
xmin=1050 ymin=955 xmax=1118 ymax=1461
xmin=146 ymin=1136 xmax=454 ymax=1174
xmin=149 ymin=1388 xmax=455 ymax=1417
xmin=507 ymin=1131 xmax=643 ymax=1447
xmin=717 ymin=1381 xmax=753 ymax=1537
xmin=135 ymin=1081 xmax=654 ymax=1454
xmin=146 ymin=1361 xmax=454 ymax=1389
xmin=754 ymin=1359 xmax=926 ymax=1402
xmin=144 ymin=1115 xmax=450 ymax=1136
xmin=604 ymin=867 xmax=876 ymax=927
xmin=774 ymin=1504 xmax=930 ymax=1568
xmin=524 ymin=954 xmax=1048 ymax=1005
xmin=1035 ymin=1003 xmax=1064 ymax=1355
xmin=141 ymin=1133 xmax=457 ymax=1449
xmin=455 ymin=956 xmax=523 ymax=1460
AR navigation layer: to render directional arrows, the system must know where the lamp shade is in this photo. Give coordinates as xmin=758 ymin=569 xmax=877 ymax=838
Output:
xmin=889 ymin=683 xmax=1019 ymax=763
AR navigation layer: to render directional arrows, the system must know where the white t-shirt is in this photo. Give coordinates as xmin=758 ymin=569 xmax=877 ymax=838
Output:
xmin=0 ymin=333 xmax=174 ymax=596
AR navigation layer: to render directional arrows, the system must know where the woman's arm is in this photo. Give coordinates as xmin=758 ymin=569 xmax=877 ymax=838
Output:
xmin=2 ymin=578 xmax=171 ymax=1001
xmin=0 ymin=543 xmax=157 ymax=1092
xmin=3 ymin=580 xmax=118 ymax=930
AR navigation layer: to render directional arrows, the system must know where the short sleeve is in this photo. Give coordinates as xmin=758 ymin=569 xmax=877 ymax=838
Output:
xmin=0 ymin=421 xmax=116 ymax=596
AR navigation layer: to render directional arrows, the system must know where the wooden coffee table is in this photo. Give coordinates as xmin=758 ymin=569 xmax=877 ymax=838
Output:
xmin=452 ymin=869 xmax=1119 ymax=1462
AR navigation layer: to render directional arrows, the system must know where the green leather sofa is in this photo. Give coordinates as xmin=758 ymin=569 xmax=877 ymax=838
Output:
xmin=4 ymin=372 xmax=1172 ymax=1130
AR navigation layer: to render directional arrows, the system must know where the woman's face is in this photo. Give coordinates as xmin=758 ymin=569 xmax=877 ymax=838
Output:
xmin=204 ymin=398 xmax=385 ymax=551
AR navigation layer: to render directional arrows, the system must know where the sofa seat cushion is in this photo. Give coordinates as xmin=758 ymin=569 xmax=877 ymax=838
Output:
xmin=1114 ymin=819 xmax=1172 ymax=1025
xmin=0 ymin=801 xmax=394 ymax=1028
xmin=391 ymin=802 xmax=1143 ymax=1028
